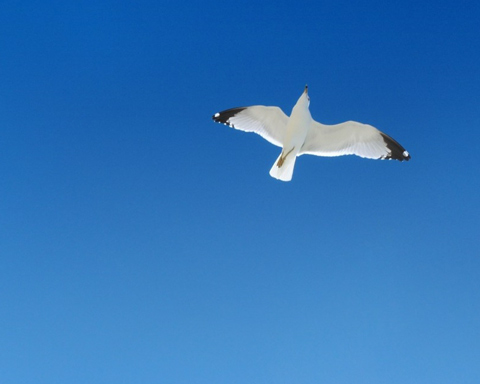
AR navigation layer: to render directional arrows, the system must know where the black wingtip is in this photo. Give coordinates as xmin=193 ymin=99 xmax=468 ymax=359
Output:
xmin=380 ymin=133 xmax=411 ymax=161
xmin=212 ymin=107 xmax=247 ymax=125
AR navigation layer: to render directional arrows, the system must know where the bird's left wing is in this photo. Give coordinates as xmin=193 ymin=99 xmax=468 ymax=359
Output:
xmin=212 ymin=106 xmax=288 ymax=147
xmin=300 ymin=120 xmax=410 ymax=161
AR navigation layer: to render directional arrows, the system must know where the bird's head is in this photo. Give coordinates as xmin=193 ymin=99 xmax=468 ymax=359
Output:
xmin=296 ymin=84 xmax=310 ymax=107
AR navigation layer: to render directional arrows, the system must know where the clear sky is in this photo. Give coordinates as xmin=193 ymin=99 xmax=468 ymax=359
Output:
xmin=1 ymin=0 xmax=479 ymax=383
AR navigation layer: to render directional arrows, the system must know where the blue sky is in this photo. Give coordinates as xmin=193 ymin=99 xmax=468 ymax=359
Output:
xmin=1 ymin=0 xmax=479 ymax=383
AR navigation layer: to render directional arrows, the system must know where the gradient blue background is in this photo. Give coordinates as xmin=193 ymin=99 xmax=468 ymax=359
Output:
xmin=1 ymin=1 xmax=479 ymax=383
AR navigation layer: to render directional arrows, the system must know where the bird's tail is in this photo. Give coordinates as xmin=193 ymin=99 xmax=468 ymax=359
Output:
xmin=269 ymin=152 xmax=297 ymax=182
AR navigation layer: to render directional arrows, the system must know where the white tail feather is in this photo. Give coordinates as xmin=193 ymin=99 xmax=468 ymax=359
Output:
xmin=269 ymin=153 xmax=297 ymax=182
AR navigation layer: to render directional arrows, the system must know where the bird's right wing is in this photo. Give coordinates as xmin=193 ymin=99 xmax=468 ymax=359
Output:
xmin=212 ymin=106 xmax=288 ymax=148
xmin=300 ymin=120 xmax=410 ymax=161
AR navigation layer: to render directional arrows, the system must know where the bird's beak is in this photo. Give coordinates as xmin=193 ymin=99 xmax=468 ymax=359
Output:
xmin=304 ymin=85 xmax=308 ymax=94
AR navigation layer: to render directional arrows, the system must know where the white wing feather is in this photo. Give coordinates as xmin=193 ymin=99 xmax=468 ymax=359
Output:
xmin=213 ymin=106 xmax=288 ymax=148
xmin=300 ymin=120 xmax=392 ymax=159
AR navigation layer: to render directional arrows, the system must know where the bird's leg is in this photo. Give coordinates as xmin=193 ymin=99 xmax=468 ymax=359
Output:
xmin=277 ymin=147 xmax=295 ymax=167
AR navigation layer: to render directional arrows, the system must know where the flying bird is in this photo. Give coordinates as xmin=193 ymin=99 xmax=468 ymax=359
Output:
xmin=212 ymin=86 xmax=410 ymax=181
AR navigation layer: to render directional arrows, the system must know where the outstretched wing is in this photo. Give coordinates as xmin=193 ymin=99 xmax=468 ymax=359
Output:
xmin=300 ymin=120 xmax=410 ymax=161
xmin=212 ymin=106 xmax=288 ymax=148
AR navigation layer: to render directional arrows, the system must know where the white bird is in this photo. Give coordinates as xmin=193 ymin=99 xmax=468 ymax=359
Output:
xmin=212 ymin=86 xmax=410 ymax=181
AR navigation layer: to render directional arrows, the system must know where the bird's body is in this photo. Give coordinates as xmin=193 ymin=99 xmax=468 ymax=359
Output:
xmin=269 ymin=86 xmax=312 ymax=181
xmin=212 ymin=86 xmax=410 ymax=181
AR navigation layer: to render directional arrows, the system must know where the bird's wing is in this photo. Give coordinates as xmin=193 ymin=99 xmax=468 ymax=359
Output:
xmin=300 ymin=120 xmax=410 ymax=161
xmin=212 ymin=106 xmax=288 ymax=147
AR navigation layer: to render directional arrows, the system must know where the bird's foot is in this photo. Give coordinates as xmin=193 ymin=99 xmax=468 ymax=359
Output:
xmin=277 ymin=147 xmax=294 ymax=168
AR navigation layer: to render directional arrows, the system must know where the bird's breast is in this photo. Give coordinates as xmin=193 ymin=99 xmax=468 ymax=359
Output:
xmin=283 ymin=110 xmax=312 ymax=150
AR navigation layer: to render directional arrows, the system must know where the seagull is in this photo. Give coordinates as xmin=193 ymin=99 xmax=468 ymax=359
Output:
xmin=212 ymin=85 xmax=410 ymax=181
